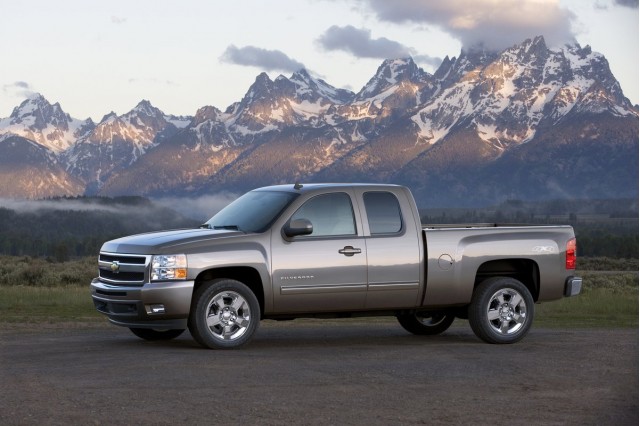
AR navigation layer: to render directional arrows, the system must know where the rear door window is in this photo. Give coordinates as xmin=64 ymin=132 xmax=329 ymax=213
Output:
xmin=363 ymin=192 xmax=403 ymax=235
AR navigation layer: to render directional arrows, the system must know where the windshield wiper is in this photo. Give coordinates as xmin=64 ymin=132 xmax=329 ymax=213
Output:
xmin=199 ymin=224 xmax=211 ymax=229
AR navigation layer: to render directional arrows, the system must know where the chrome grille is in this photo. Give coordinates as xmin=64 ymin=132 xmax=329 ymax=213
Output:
xmin=98 ymin=252 xmax=150 ymax=286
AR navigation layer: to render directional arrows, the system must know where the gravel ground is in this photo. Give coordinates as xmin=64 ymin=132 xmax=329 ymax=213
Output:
xmin=0 ymin=320 xmax=637 ymax=425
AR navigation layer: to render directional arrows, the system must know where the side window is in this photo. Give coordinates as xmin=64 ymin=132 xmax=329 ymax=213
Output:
xmin=363 ymin=192 xmax=403 ymax=235
xmin=290 ymin=193 xmax=356 ymax=237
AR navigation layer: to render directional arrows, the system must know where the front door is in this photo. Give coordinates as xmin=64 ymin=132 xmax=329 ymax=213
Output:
xmin=271 ymin=192 xmax=367 ymax=313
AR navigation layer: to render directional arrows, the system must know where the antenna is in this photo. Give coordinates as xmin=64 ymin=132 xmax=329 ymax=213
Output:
xmin=294 ymin=182 xmax=303 ymax=190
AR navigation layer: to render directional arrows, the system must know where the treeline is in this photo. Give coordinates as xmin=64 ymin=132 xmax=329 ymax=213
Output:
xmin=420 ymin=198 xmax=638 ymax=259
xmin=0 ymin=196 xmax=200 ymax=261
xmin=0 ymin=196 xmax=637 ymax=260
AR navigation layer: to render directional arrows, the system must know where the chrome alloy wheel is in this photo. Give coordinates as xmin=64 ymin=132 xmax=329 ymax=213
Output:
xmin=486 ymin=288 xmax=527 ymax=335
xmin=205 ymin=290 xmax=252 ymax=341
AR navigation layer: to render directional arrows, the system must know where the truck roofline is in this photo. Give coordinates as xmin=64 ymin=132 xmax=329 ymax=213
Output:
xmin=254 ymin=183 xmax=405 ymax=194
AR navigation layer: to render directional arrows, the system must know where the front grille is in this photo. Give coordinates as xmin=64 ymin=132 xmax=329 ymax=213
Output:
xmin=99 ymin=253 xmax=147 ymax=265
xmin=99 ymin=270 xmax=145 ymax=282
xmin=98 ymin=252 xmax=150 ymax=286
xmin=99 ymin=253 xmax=146 ymax=264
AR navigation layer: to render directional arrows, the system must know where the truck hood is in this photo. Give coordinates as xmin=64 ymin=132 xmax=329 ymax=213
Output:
xmin=101 ymin=228 xmax=245 ymax=254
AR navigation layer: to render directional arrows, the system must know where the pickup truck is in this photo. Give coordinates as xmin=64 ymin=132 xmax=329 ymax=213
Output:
xmin=91 ymin=183 xmax=582 ymax=349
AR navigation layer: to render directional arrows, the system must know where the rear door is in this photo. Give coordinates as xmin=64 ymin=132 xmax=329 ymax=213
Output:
xmin=271 ymin=191 xmax=367 ymax=313
xmin=357 ymin=190 xmax=422 ymax=309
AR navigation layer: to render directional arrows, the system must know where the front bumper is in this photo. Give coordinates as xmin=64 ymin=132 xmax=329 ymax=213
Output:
xmin=564 ymin=276 xmax=582 ymax=297
xmin=90 ymin=278 xmax=194 ymax=329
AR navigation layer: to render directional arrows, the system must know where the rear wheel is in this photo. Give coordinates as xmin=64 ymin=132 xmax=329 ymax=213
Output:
xmin=468 ymin=277 xmax=534 ymax=344
xmin=129 ymin=328 xmax=185 ymax=341
xmin=188 ymin=279 xmax=260 ymax=349
xmin=397 ymin=311 xmax=455 ymax=335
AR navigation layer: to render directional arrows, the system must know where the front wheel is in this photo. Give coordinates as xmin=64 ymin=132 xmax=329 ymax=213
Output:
xmin=188 ymin=279 xmax=260 ymax=349
xmin=129 ymin=328 xmax=185 ymax=341
xmin=468 ymin=277 xmax=534 ymax=344
xmin=397 ymin=311 xmax=455 ymax=335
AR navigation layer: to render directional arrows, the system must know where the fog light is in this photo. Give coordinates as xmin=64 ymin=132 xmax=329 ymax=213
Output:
xmin=146 ymin=304 xmax=166 ymax=315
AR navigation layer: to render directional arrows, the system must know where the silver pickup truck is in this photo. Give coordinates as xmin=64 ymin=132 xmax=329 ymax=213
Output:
xmin=91 ymin=184 xmax=582 ymax=349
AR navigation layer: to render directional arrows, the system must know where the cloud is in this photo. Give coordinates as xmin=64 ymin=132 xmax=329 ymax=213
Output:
xmin=413 ymin=54 xmax=443 ymax=69
xmin=363 ymin=0 xmax=576 ymax=51
xmin=317 ymin=25 xmax=414 ymax=59
xmin=220 ymin=45 xmax=305 ymax=73
xmin=614 ymin=0 xmax=639 ymax=8
xmin=2 ymin=81 xmax=36 ymax=98
xmin=110 ymin=15 xmax=127 ymax=24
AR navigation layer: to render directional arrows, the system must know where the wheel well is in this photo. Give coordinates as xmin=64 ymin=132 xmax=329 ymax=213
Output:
xmin=474 ymin=259 xmax=540 ymax=301
xmin=194 ymin=267 xmax=265 ymax=315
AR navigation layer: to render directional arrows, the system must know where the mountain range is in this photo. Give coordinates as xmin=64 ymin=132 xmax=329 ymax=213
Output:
xmin=0 ymin=36 xmax=637 ymax=207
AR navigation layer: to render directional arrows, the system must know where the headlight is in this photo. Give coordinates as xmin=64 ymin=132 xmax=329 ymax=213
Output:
xmin=151 ymin=254 xmax=187 ymax=281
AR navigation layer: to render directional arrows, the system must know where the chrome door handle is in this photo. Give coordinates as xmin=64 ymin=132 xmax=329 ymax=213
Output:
xmin=338 ymin=246 xmax=362 ymax=256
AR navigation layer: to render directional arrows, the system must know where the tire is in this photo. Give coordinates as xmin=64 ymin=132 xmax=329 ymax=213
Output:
xmin=468 ymin=277 xmax=534 ymax=344
xmin=188 ymin=279 xmax=260 ymax=349
xmin=397 ymin=311 xmax=455 ymax=335
xmin=129 ymin=328 xmax=185 ymax=341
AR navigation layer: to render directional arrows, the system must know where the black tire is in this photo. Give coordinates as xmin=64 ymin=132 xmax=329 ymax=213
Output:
xmin=397 ymin=311 xmax=455 ymax=335
xmin=188 ymin=279 xmax=260 ymax=349
xmin=468 ymin=277 xmax=534 ymax=344
xmin=129 ymin=328 xmax=185 ymax=341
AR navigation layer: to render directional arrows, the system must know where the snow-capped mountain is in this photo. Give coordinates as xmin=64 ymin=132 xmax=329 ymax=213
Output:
xmin=62 ymin=100 xmax=188 ymax=192
xmin=0 ymin=94 xmax=94 ymax=154
xmin=410 ymin=36 xmax=635 ymax=150
xmin=0 ymin=36 xmax=637 ymax=204
xmin=222 ymin=69 xmax=356 ymax=141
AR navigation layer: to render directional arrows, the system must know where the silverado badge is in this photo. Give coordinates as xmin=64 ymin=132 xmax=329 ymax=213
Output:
xmin=110 ymin=261 xmax=120 ymax=273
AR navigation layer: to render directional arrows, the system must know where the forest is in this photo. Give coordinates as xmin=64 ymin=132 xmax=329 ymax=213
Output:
xmin=0 ymin=196 xmax=199 ymax=261
xmin=0 ymin=196 xmax=637 ymax=261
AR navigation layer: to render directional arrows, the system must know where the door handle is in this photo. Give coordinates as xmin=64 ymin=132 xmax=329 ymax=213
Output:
xmin=339 ymin=246 xmax=362 ymax=257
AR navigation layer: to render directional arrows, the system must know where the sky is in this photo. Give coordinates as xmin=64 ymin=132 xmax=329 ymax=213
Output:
xmin=1 ymin=0 xmax=638 ymax=122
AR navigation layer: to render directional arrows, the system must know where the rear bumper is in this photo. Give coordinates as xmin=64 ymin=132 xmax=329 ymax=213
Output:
xmin=90 ymin=278 xmax=194 ymax=329
xmin=564 ymin=276 xmax=582 ymax=297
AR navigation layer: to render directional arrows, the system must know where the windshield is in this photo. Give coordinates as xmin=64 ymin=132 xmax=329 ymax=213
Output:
xmin=203 ymin=190 xmax=299 ymax=233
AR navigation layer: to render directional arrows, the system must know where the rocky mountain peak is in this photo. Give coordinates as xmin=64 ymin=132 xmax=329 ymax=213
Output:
xmin=289 ymin=69 xmax=355 ymax=104
xmin=194 ymin=106 xmax=221 ymax=125
xmin=131 ymin=99 xmax=159 ymax=116
xmin=9 ymin=93 xmax=69 ymax=130
xmin=99 ymin=112 xmax=118 ymax=124
xmin=356 ymin=57 xmax=430 ymax=100
xmin=0 ymin=93 xmax=89 ymax=154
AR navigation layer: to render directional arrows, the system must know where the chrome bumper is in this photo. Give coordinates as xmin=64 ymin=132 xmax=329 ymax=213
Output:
xmin=564 ymin=276 xmax=582 ymax=297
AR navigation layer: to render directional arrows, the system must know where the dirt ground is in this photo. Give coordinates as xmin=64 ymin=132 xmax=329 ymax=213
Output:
xmin=0 ymin=320 xmax=637 ymax=425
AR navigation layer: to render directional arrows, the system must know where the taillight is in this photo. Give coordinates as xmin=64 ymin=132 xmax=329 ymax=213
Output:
xmin=566 ymin=238 xmax=577 ymax=269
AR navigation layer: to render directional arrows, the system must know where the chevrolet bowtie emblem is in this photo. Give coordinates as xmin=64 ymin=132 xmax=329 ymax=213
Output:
xmin=110 ymin=261 xmax=120 ymax=273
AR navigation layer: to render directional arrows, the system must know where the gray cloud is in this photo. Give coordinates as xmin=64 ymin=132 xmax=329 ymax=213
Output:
xmin=317 ymin=25 xmax=414 ymax=58
xmin=2 ymin=81 xmax=36 ymax=98
xmin=220 ymin=45 xmax=305 ymax=72
xmin=614 ymin=0 xmax=639 ymax=8
xmin=110 ymin=15 xmax=127 ymax=24
xmin=363 ymin=0 xmax=576 ymax=51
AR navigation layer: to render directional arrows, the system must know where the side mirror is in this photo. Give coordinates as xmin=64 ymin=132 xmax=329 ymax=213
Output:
xmin=283 ymin=218 xmax=313 ymax=238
